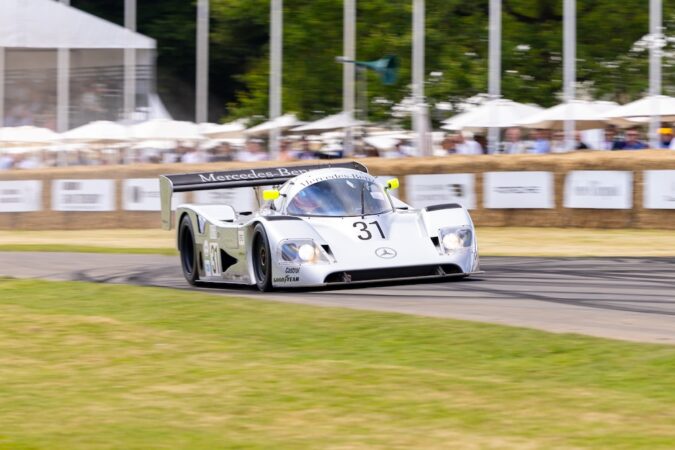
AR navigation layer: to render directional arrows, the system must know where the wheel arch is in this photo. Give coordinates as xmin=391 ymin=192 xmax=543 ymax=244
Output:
xmin=176 ymin=211 xmax=192 ymax=250
xmin=250 ymin=221 xmax=273 ymax=291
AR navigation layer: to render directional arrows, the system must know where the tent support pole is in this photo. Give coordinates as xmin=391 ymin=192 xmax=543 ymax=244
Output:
xmin=563 ymin=0 xmax=576 ymax=152
xmin=124 ymin=0 xmax=137 ymax=120
xmin=269 ymin=0 xmax=283 ymax=160
xmin=343 ymin=0 xmax=356 ymax=156
xmin=649 ymin=0 xmax=662 ymax=149
xmin=0 ymin=47 xmax=4 ymax=127
xmin=57 ymin=0 xmax=71 ymax=132
xmin=196 ymin=0 xmax=209 ymax=123
xmin=412 ymin=0 xmax=429 ymax=156
xmin=488 ymin=0 xmax=501 ymax=154
xmin=57 ymin=48 xmax=70 ymax=132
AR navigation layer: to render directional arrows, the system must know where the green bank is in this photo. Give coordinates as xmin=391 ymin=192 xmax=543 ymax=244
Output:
xmin=0 ymin=280 xmax=673 ymax=449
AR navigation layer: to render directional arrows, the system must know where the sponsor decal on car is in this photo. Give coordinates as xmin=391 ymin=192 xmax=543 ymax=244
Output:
xmin=273 ymin=275 xmax=300 ymax=283
xmin=198 ymin=167 xmax=311 ymax=184
xmin=298 ymin=171 xmax=372 ymax=188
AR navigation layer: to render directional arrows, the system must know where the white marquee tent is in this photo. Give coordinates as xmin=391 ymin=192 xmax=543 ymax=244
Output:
xmin=0 ymin=0 xmax=160 ymax=130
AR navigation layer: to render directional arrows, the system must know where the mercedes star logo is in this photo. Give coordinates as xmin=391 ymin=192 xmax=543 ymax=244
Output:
xmin=375 ymin=247 xmax=397 ymax=259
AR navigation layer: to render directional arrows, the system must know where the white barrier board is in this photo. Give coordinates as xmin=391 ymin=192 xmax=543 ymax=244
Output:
xmin=644 ymin=170 xmax=675 ymax=210
xmin=123 ymin=178 xmax=186 ymax=211
xmin=52 ymin=179 xmax=115 ymax=212
xmin=405 ymin=174 xmax=476 ymax=209
xmin=484 ymin=171 xmax=554 ymax=209
xmin=0 ymin=180 xmax=42 ymax=212
xmin=564 ymin=171 xmax=633 ymax=209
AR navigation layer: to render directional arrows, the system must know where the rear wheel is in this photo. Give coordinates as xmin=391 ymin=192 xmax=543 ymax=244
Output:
xmin=252 ymin=224 xmax=272 ymax=292
xmin=179 ymin=215 xmax=199 ymax=285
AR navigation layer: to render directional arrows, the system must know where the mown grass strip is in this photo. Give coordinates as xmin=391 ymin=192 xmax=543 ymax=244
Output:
xmin=0 ymin=279 xmax=673 ymax=449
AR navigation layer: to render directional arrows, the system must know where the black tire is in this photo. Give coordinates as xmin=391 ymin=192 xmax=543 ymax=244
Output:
xmin=252 ymin=224 xmax=273 ymax=292
xmin=179 ymin=215 xmax=199 ymax=286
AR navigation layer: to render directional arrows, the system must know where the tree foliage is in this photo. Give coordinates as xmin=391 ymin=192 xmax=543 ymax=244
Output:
xmin=72 ymin=0 xmax=674 ymax=123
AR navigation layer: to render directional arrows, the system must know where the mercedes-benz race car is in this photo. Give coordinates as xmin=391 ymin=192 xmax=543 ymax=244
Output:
xmin=160 ymin=161 xmax=480 ymax=291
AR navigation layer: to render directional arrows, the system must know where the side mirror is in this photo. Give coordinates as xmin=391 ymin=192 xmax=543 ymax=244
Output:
xmin=385 ymin=178 xmax=399 ymax=190
xmin=263 ymin=189 xmax=280 ymax=201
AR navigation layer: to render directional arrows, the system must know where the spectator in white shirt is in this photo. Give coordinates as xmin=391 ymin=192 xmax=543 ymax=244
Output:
xmin=14 ymin=153 xmax=41 ymax=170
xmin=502 ymin=128 xmax=528 ymax=154
xmin=455 ymin=131 xmax=483 ymax=155
xmin=238 ymin=140 xmax=269 ymax=162
xmin=181 ymin=146 xmax=208 ymax=164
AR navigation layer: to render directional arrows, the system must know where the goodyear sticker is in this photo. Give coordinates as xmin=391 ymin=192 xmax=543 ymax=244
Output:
xmin=203 ymin=241 xmax=212 ymax=277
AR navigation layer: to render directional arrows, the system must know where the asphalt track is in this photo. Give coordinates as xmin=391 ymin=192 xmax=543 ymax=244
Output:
xmin=1 ymin=252 xmax=673 ymax=344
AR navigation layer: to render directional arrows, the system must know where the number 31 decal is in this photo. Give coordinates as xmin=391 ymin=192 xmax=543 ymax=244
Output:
xmin=353 ymin=221 xmax=385 ymax=240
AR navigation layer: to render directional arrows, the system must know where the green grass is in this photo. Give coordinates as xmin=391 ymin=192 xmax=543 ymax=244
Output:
xmin=0 ymin=280 xmax=674 ymax=449
xmin=0 ymin=244 xmax=177 ymax=256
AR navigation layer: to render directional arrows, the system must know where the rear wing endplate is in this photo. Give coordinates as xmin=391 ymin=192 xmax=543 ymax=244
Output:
xmin=159 ymin=161 xmax=368 ymax=230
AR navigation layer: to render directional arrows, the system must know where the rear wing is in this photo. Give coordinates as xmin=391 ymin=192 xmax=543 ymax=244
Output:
xmin=159 ymin=161 xmax=368 ymax=230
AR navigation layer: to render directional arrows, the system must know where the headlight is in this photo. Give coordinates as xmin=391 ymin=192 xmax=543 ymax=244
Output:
xmin=438 ymin=227 xmax=473 ymax=254
xmin=279 ymin=239 xmax=330 ymax=264
xmin=298 ymin=244 xmax=316 ymax=262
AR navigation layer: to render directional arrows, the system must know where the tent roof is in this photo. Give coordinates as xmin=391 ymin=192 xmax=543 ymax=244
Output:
xmin=516 ymin=100 xmax=619 ymax=130
xmin=0 ymin=0 xmax=155 ymax=49
xmin=441 ymin=99 xmax=543 ymax=131
xmin=292 ymin=112 xmax=365 ymax=133
xmin=245 ymin=114 xmax=303 ymax=135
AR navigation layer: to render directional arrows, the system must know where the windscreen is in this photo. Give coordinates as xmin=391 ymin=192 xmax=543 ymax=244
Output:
xmin=286 ymin=178 xmax=392 ymax=217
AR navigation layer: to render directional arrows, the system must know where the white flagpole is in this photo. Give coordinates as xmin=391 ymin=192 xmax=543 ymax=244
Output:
xmin=269 ymin=0 xmax=283 ymax=160
xmin=563 ymin=0 xmax=576 ymax=152
xmin=57 ymin=0 xmax=71 ymax=132
xmin=196 ymin=0 xmax=210 ymax=124
xmin=649 ymin=0 xmax=662 ymax=149
xmin=412 ymin=0 xmax=429 ymax=156
xmin=343 ymin=0 xmax=356 ymax=156
xmin=124 ymin=0 xmax=137 ymax=120
xmin=488 ymin=0 xmax=501 ymax=153
xmin=0 ymin=47 xmax=4 ymax=127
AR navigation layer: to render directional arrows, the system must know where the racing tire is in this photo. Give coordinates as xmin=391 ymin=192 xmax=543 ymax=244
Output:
xmin=179 ymin=215 xmax=199 ymax=286
xmin=252 ymin=223 xmax=273 ymax=292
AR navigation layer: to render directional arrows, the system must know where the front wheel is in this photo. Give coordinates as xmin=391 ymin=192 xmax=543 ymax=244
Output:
xmin=179 ymin=215 xmax=199 ymax=286
xmin=252 ymin=224 xmax=272 ymax=292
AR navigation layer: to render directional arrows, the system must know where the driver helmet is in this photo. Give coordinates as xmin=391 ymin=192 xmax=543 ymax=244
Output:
xmin=291 ymin=186 xmax=323 ymax=211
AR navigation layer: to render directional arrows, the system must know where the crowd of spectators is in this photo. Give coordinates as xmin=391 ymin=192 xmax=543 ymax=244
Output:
xmin=1 ymin=124 xmax=673 ymax=170
xmin=438 ymin=125 xmax=674 ymax=155
xmin=4 ymin=69 xmax=131 ymax=130
xmin=3 ymin=79 xmax=56 ymax=130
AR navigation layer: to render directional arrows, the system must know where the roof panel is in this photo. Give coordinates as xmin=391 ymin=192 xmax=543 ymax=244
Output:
xmin=0 ymin=0 xmax=155 ymax=49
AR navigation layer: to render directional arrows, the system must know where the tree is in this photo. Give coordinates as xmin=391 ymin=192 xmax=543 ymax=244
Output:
xmin=73 ymin=0 xmax=675 ymax=123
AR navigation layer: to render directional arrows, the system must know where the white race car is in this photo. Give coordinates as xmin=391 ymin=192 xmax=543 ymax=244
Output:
xmin=160 ymin=162 xmax=479 ymax=291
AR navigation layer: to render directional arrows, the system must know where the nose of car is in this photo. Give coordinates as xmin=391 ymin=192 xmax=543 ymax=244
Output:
xmin=303 ymin=214 xmax=434 ymax=263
